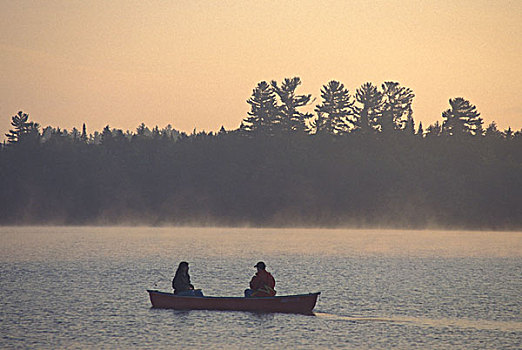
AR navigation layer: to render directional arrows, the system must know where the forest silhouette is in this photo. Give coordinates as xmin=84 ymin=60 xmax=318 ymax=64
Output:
xmin=1 ymin=78 xmax=521 ymax=229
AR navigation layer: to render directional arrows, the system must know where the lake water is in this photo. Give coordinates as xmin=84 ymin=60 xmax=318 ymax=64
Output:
xmin=1 ymin=227 xmax=521 ymax=349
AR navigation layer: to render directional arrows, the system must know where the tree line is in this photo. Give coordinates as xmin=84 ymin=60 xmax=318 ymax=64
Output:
xmin=1 ymin=78 xmax=521 ymax=229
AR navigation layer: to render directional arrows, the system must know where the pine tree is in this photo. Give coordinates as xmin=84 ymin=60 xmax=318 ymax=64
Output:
xmin=378 ymin=82 xmax=414 ymax=133
xmin=5 ymin=111 xmax=40 ymax=145
xmin=485 ymin=121 xmax=502 ymax=138
xmin=355 ymin=82 xmax=382 ymax=134
xmin=441 ymin=97 xmax=483 ymax=136
xmin=81 ymin=123 xmax=88 ymax=143
xmin=312 ymin=81 xmax=354 ymax=135
xmin=504 ymin=127 xmax=514 ymax=139
xmin=243 ymin=81 xmax=279 ymax=136
xmin=271 ymin=77 xmax=313 ymax=134
xmin=101 ymin=125 xmax=113 ymax=145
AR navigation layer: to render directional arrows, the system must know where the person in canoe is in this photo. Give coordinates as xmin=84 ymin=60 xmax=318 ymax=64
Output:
xmin=172 ymin=261 xmax=204 ymax=296
xmin=244 ymin=261 xmax=276 ymax=297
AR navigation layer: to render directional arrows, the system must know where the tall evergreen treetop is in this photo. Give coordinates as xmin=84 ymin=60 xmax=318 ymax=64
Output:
xmin=81 ymin=123 xmax=88 ymax=142
xmin=271 ymin=77 xmax=313 ymax=134
xmin=243 ymin=81 xmax=279 ymax=136
xmin=378 ymin=82 xmax=415 ymax=133
xmin=355 ymin=82 xmax=383 ymax=133
xmin=313 ymin=80 xmax=354 ymax=135
xmin=485 ymin=121 xmax=502 ymax=138
xmin=442 ymin=97 xmax=483 ymax=136
xmin=5 ymin=111 xmax=40 ymax=145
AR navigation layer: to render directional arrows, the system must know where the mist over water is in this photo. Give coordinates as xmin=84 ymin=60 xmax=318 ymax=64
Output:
xmin=1 ymin=227 xmax=521 ymax=349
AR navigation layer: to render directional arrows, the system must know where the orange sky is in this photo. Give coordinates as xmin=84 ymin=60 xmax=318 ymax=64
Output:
xmin=1 ymin=0 xmax=521 ymax=137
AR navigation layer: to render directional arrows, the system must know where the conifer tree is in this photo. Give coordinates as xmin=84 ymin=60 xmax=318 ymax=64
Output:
xmin=81 ymin=123 xmax=88 ymax=143
xmin=243 ymin=81 xmax=279 ymax=136
xmin=271 ymin=77 xmax=313 ymax=134
xmin=101 ymin=125 xmax=113 ymax=145
xmin=485 ymin=121 xmax=502 ymax=138
xmin=504 ymin=127 xmax=514 ymax=139
xmin=5 ymin=111 xmax=40 ymax=145
xmin=312 ymin=81 xmax=354 ymax=135
xmin=355 ymin=82 xmax=382 ymax=134
xmin=441 ymin=97 xmax=483 ymax=136
xmin=378 ymin=82 xmax=414 ymax=133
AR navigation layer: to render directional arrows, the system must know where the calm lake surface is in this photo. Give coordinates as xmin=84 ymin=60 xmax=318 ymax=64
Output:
xmin=1 ymin=227 xmax=521 ymax=349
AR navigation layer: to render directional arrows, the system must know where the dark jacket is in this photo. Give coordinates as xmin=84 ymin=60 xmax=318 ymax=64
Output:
xmin=172 ymin=272 xmax=194 ymax=294
xmin=249 ymin=270 xmax=276 ymax=297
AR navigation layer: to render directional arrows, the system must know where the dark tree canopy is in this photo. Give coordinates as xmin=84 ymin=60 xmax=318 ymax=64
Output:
xmin=1 ymin=78 xmax=521 ymax=230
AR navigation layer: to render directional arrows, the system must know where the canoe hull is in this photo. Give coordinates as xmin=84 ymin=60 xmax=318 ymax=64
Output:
xmin=147 ymin=290 xmax=320 ymax=315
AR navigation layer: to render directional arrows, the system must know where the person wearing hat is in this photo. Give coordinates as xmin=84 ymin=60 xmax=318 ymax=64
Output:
xmin=244 ymin=261 xmax=276 ymax=297
xmin=172 ymin=261 xmax=204 ymax=296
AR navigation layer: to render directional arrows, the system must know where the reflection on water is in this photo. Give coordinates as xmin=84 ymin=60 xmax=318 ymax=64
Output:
xmin=315 ymin=312 xmax=522 ymax=332
xmin=1 ymin=227 xmax=521 ymax=263
xmin=1 ymin=227 xmax=521 ymax=349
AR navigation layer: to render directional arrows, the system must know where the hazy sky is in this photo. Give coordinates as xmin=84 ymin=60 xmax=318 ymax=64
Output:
xmin=1 ymin=0 xmax=521 ymax=137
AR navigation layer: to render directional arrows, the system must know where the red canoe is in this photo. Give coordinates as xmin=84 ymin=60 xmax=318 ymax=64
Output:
xmin=147 ymin=290 xmax=320 ymax=314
